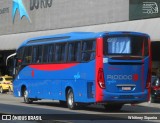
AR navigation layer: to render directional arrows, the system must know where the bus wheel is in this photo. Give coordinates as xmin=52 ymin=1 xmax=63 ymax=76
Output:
xmin=67 ymin=89 xmax=76 ymax=110
xmin=0 ymin=87 xmax=4 ymax=94
xmin=104 ymin=104 xmax=123 ymax=112
xmin=23 ymin=89 xmax=33 ymax=104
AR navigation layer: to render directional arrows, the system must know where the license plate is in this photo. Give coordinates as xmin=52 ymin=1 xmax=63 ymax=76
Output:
xmin=122 ymin=87 xmax=131 ymax=91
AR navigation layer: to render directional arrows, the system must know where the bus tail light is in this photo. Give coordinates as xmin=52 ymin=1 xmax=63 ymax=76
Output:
xmin=97 ymin=68 xmax=106 ymax=89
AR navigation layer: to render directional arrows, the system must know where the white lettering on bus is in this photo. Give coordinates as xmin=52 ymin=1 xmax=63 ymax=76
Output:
xmin=107 ymin=75 xmax=132 ymax=80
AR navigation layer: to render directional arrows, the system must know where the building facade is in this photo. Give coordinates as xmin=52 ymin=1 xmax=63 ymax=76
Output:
xmin=0 ymin=0 xmax=160 ymax=75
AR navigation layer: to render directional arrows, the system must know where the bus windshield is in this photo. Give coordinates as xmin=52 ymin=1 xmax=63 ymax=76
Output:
xmin=104 ymin=36 xmax=149 ymax=57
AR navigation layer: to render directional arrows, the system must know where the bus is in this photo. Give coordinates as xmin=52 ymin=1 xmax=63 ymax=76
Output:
xmin=12 ymin=31 xmax=151 ymax=110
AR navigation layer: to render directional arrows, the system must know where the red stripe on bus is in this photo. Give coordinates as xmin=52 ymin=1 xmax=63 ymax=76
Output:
xmin=95 ymin=37 xmax=103 ymax=102
xmin=29 ymin=63 xmax=78 ymax=71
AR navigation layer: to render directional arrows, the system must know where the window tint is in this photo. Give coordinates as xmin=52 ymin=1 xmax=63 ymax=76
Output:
xmin=23 ymin=47 xmax=32 ymax=64
xmin=55 ymin=43 xmax=67 ymax=62
xmin=21 ymin=39 xmax=96 ymax=64
xmin=131 ymin=37 xmax=148 ymax=56
xmin=68 ymin=42 xmax=81 ymax=62
xmin=32 ymin=45 xmax=42 ymax=63
xmin=81 ymin=40 xmax=96 ymax=61
xmin=104 ymin=36 xmax=149 ymax=57
xmin=43 ymin=44 xmax=54 ymax=63
xmin=17 ymin=47 xmax=24 ymax=60
xmin=107 ymin=37 xmax=131 ymax=54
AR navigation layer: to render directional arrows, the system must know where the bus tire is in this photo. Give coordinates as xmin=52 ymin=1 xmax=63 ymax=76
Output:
xmin=23 ymin=89 xmax=33 ymax=104
xmin=104 ymin=104 xmax=123 ymax=112
xmin=0 ymin=87 xmax=4 ymax=94
xmin=67 ymin=89 xmax=76 ymax=110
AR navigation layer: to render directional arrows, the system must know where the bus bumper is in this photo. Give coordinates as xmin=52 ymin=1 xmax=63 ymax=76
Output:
xmin=102 ymin=90 xmax=148 ymax=103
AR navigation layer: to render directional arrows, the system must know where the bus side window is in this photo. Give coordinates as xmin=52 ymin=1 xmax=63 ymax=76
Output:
xmin=68 ymin=42 xmax=81 ymax=62
xmin=32 ymin=45 xmax=42 ymax=64
xmin=68 ymin=43 xmax=73 ymax=61
xmin=32 ymin=47 xmax=37 ymax=63
xmin=90 ymin=41 xmax=96 ymax=60
xmin=48 ymin=45 xmax=54 ymax=62
xmin=17 ymin=47 xmax=24 ymax=62
xmin=23 ymin=47 xmax=32 ymax=64
xmin=55 ymin=43 xmax=67 ymax=63
xmin=61 ymin=43 xmax=67 ymax=62
xmin=76 ymin=42 xmax=81 ymax=61
xmin=55 ymin=44 xmax=60 ymax=62
xmin=81 ymin=40 xmax=96 ymax=61
xmin=43 ymin=44 xmax=54 ymax=63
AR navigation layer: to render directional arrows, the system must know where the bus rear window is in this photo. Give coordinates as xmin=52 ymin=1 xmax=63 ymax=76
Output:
xmin=107 ymin=37 xmax=131 ymax=54
xmin=104 ymin=36 xmax=149 ymax=57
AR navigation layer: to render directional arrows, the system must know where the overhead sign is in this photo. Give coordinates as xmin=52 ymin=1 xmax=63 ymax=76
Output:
xmin=142 ymin=2 xmax=158 ymax=14
xmin=129 ymin=0 xmax=160 ymax=20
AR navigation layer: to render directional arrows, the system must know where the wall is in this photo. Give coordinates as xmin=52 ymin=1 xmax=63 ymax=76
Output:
xmin=0 ymin=0 xmax=129 ymax=35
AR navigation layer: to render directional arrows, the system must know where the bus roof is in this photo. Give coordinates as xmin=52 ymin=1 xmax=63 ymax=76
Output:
xmin=18 ymin=31 xmax=150 ymax=49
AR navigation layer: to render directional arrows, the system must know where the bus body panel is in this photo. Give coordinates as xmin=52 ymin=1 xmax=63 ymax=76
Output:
xmin=13 ymin=61 xmax=96 ymax=103
xmin=100 ymin=32 xmax=151 ymax=103
xmin=102 ymin=90 xmax=148 ymax=103
xmin=12 ymin=31 xmax=151 ymax=106
xmin=103 ymin=57 xmax=149 ymax=93
xmin=102 ymin=57 xmax=149 ymax=102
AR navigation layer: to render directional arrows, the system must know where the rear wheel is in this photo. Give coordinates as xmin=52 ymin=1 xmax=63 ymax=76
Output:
xmin=67 ymin=89 xmax=76 ymax=110
xmin=23 ymin=89 xmax=33 ymax=104
xmin=104 ymin=103 xmax=123 ymax=112
xmin=0 ymin=87 xmax=4 ymax=94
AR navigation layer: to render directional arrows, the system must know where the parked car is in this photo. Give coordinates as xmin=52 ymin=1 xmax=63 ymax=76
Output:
xmin=151 ymin=76 xmax=160 ymax=102
xmin=0 ymin=75 xmax=13 ymax=93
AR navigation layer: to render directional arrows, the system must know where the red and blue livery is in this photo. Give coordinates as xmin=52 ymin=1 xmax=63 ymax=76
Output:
xmin=13 ymin=31 xmax=151 ymax=110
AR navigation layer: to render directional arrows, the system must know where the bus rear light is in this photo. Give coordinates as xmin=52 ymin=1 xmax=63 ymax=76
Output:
xmin=97 ymin=68 xmax=106 ymax=89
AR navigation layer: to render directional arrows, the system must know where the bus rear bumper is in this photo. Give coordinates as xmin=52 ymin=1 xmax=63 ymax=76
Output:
xmin=102 ymin=90 xmax=148 ymax=103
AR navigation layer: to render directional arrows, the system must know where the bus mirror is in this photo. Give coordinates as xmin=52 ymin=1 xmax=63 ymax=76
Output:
xmin=6 ymin=53 xmax=16 ymax=66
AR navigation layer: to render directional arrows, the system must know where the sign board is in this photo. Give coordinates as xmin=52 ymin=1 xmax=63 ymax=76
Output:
xmin=129 ymin=0 xmax=160 ymax=20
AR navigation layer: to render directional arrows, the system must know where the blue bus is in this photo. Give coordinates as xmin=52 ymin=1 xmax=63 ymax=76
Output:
xmin=12 ymin=31 xmax=151 ymax=110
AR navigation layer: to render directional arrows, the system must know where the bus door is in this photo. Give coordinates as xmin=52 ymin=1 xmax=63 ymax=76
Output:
xmin=103 ymin=35 xmax=150 ymax=94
